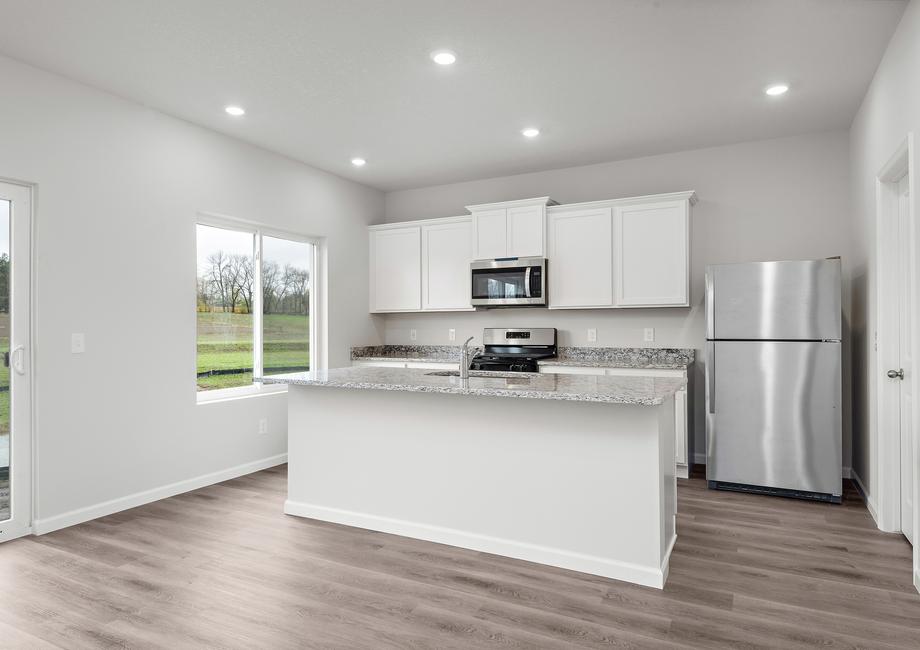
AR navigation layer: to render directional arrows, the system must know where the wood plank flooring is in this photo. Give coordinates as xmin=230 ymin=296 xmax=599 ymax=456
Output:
xmin=0 ymin=465 xmax=917 ymax=649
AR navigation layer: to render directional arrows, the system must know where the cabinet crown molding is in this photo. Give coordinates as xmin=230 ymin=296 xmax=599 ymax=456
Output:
xmin=547 ymin=190 xmax=697 ymax=215
xmin=465 ymin=196 xmax=557 ymax=213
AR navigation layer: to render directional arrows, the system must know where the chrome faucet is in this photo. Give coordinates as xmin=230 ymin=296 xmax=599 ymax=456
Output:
xmin=459 ymin=336 xmax=475 ymax=379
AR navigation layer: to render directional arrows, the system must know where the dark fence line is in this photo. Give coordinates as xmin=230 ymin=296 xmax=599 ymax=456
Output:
xmin=197 ymin=366 xmax=309 ymax=378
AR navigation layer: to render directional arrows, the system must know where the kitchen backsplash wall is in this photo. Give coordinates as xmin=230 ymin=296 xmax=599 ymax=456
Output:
xmin=383 ymin=308 xmax=700 ymax=349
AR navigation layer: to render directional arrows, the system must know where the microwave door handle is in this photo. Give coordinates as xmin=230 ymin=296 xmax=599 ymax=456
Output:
xmin=524 ymin=267 xmax=531 ymax=298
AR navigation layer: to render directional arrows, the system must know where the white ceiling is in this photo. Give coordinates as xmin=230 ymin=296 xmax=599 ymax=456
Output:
xmin=0 ymin=0 xmax=906 ymax=191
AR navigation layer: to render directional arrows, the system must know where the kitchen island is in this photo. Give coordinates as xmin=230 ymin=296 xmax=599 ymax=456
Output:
xmin=263 ymin=367 xmax=683 ymax=588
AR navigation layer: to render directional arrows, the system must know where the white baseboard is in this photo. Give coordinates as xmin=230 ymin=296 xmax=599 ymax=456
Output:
xmin=34 ymin=453 xmax=287 ymax=535
xmin=285 ymin=499 xmax=669 ymax=589
xmin=841 ymin=466 xmax=852 ymax=479
xmin=660 ymin=533 xmax=677 ymax=586
xmin=915 ymin=567 xmax=919 ymax=594
xmin=694 ymin=452 xmax=706 ymax=465
xmin=850 ymin=470 xmax=880 ymax=526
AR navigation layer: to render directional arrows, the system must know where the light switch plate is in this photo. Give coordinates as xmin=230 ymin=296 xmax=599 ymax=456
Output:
xmin=71 ymin=333 xmax=85 ymax=354
xmin=410 ymin=329 xmax=417 ymax=341
xmin=644 ymin=328 xmax=655 ymax=342
xmin=587 ymin=328 xmax=597 ymax=343
xmin=448 ymin=328 xmax=456 ymax=342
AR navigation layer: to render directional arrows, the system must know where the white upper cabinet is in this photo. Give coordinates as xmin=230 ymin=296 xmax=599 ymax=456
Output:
xmin=546 ymin=191 xmax=695 ymax=310
xmin=506 ymin=204 xmax=545 ymax=258
xmin=472 ymin=209 xmax=507 ymax=259
xmin=421 ymin=218 xmax=474 ymax=311
xmin=369 ymin=226 xmax=421 ymax=312
xmin=468 ymin=197 xmax=555 ymax=259
xmin=613 ymin=199 xmax=690 ymax=307
xmin=547 ymin=207 xmax=613 ymax=309
xmin=369 ymin=191 xmax=694 ymax=313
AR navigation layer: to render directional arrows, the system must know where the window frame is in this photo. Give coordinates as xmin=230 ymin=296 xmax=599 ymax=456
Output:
xmin=195 ymin=212 xmax=320 ymax=403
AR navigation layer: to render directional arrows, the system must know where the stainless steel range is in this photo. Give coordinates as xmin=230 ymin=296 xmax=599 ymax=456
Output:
xmin=469 ymin=327 xmax=557 ymax=373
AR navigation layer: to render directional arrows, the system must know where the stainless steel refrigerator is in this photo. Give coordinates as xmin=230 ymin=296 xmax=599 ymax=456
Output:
xmin=705 ymin=259 xmax=842 ymax=502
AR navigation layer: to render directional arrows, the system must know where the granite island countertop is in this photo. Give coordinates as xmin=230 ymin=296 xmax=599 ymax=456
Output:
xmin=260 ymin=366 xmax=685 ymax=406
xmin=350 ymin=345 xmax=694 ymax=370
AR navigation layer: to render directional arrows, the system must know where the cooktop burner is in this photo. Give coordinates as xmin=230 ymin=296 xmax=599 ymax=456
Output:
xmin=469 ymin=356 xmax=540 ymax=373
xmin=468 ymin=327 xmax=557 ymax=373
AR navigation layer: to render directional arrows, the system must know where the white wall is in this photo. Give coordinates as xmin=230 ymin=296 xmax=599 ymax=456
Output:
xmin=849 ymin=0 xmax=920 ymax=504
xmin=383 ymin=131 xmax=852 ymax=463
xmin=0 ymin=55 xmax=384 ymax=527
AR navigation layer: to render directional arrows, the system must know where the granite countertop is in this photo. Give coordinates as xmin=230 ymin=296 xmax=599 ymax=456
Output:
xmin=351 ymin=345 xmax=694 ymax=370
xmin=260 ymin=366 xmax=685 ymax=406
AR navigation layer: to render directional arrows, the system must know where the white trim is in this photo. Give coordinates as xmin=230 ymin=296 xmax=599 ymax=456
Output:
xmin=33 ymin=453 xmax=287 ymax=535
xmin=851 ymin=469 xmax=880 ymax=526
xmin=841 ymin=466 xmax=852 ymax=479
xmin=914 ymin=567 xmax=919 ymax=594
xmin=465 ymin=196 xmax=557 ymax=213
xmin=548 ymin=190 xmax=698 ymax=215
xmin=196 ymin=382 xmax=287 ymax=404
xmin=369 ymin=215 xmax=470 ymax=231
xmin=694 ymin=452 xmax=707 ymax=465
xmin=874 ymin=133 xmax=916 ymax=536
xmin=660 ymin=533 xmax=677 ymax=586
xmin=0 ymin=179 xmax=34 ymax=545
xmin=284 ymin=499 xmax=670 ymax=589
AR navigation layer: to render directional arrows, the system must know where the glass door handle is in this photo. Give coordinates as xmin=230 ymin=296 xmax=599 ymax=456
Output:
xmin=11 ymin=345 xmax=24 ymax=375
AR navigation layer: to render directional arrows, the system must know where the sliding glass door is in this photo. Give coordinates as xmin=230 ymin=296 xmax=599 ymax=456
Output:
xmin=0 ymin=181 xmax=31 ymax=542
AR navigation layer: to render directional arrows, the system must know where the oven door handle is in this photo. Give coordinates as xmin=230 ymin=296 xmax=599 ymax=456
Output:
xmin=524 ymin=267 xmax=532 ymax=298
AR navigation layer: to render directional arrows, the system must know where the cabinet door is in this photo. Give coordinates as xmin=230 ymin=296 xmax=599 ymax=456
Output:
xmin=613 ymin=200 xmax=689 ymax=307
xmin=473 ymin=209 xmax=508 ymax=259
xmin=547 ymin=208 xmax=613 ymax=308
xmin=422 ymin=220 xmax=473 ymax=310
xmin=370 ymin=226 xmax=421 ymax=312
xmin=507 ymin=204 xmax=544 ymax=257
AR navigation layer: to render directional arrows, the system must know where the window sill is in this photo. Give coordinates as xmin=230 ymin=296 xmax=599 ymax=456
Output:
xmin=196 ymin=382 xmax=288 ymax=404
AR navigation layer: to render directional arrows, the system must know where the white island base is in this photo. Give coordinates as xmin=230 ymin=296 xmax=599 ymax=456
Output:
xmin=283 ymin=380 xmax=677 ymax=589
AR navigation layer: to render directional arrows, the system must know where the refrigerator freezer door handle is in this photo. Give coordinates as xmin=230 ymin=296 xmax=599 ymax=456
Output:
xmin=707 ymin=342 xmax=715 ymax=413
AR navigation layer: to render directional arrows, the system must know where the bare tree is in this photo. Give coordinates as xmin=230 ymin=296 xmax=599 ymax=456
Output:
xmin=262 ymin=261 xmax=281 ymax=313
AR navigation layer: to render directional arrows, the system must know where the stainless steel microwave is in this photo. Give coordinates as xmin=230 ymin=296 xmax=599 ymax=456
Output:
xmin=470 ymin=257 xmax=546 ymax=307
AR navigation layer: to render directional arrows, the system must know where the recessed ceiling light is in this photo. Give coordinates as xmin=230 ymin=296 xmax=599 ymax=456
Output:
xmin=522 ymin=127 xmax=540 ymax=138
xmin=225 ymin=105 xmax=246 ymax=116
xmin=351 ymin=157 xmax=367 ymax=167
xmin=431 ymin=50 xmax=457 ymax=65
xmin=765 ymin=84 xmax=789 ymax=96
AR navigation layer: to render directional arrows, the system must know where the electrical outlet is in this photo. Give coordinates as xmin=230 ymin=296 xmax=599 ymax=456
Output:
xmin=410 ymin=329 xmax=418 ymax=341
xmin=71 ymin=333 xmax=85 ymax=354
xmin=587 ymin=328 xmax=597 ymax=343
xmin=448 ymin=328 xmax=456 ymax=342
xmin=644 ymin=328 xmax=655 ymax=342
xmin=258 ymin=418 xmax=268 ymax=435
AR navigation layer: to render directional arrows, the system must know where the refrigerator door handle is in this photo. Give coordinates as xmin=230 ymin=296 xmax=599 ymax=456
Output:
xmin=707 ymin=342 xmax=715 ymax=413
xmin=705 ymin=271 xmax=714 ymax=339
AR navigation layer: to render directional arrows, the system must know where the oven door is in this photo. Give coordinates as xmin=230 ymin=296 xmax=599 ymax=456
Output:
xmin=471 ymin=257 xmax=546 ymax=307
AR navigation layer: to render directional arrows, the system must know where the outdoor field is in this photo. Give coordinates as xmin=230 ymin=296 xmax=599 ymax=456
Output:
xmin=197 ymin=311 xmax=309 ymax=390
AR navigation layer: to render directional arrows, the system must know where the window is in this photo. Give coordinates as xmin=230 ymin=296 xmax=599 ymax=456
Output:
xmin=196 ymin=221 xmax=315 ymax=396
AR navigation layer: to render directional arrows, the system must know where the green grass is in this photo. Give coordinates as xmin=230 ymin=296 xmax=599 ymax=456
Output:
xmin=196 ymin=312 xmax=309 ymax=391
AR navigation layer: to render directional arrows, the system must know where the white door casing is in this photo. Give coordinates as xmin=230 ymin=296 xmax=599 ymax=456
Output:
xmin=874 ymin=133 xmax=919 ymax=593
xmin=898 ymin=174 xmax=915 ymax=545
xmin=0 ymin=180 xmax=33 ymax=543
